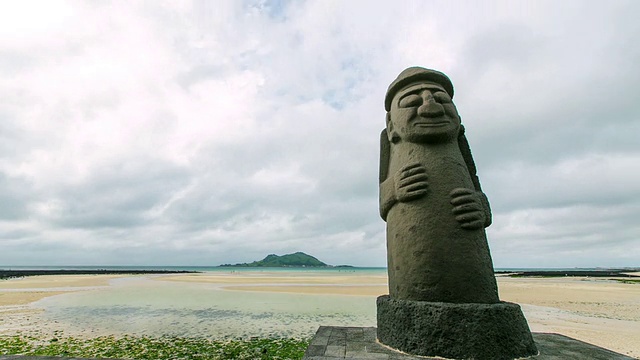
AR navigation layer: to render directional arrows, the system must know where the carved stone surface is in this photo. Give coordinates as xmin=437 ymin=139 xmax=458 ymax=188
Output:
xmin=376 ymin=67 xmax=536 ymax=359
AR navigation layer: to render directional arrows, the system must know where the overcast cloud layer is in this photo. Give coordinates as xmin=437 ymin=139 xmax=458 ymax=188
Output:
xmin=1 ymin=0 xmax=639 ymax=268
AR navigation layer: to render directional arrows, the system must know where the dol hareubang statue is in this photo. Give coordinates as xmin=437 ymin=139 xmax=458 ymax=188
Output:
xmin=376 ymin=67 xmax=537 ymax=359
xmin=379 ymin=66 xmax=498 ymax=303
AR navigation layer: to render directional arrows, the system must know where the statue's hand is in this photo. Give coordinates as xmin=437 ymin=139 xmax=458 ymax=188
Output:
xmin=394 ymin=163 xmax=428 ymax=202
xmin=450 ymin=188 xmax=485 ymax=230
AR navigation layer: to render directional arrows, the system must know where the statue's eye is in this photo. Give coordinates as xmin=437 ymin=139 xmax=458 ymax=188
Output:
xmin=398 ymin=94 xmax=422 ymax=108
xmin=434 ymin=91 xmax=451 ymax=103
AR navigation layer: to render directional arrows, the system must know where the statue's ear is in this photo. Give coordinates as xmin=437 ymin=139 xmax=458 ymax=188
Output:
xmin=386 ymin=113 xmax=400 ymax=143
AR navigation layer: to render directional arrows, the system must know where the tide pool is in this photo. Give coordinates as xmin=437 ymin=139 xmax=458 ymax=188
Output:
xmin=31 ymin=272 xmax=380 ymax=339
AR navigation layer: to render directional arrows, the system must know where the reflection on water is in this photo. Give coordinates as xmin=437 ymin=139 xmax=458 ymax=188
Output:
xmin=32 ymin=275 xmax=377 ymax=339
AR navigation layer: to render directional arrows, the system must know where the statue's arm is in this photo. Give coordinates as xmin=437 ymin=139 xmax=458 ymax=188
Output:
xmin=379 ymin=130 xmax=429 ymax=221
xmin=380 ymin=163 xmax=430 ymax=221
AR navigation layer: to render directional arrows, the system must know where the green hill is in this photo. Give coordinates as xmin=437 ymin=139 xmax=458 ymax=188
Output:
xmin=220 ymin=252 xmax=329 ymax=267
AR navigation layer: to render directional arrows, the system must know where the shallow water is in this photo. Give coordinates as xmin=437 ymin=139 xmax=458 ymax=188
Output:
xmin=32 ymin=275 xmax=377 ymax=339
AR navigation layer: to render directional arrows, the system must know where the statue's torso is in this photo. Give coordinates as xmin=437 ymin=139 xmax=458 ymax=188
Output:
xmin=386 ymin=141 xmax=498 ymax=303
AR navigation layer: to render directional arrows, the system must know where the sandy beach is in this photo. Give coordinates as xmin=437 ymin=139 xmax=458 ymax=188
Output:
xmin=0 ymin=274 xmax=125 ymax=305
xmin=157 ymin=271 xmax=388 ymax=296
xmin=1 ymin=272 xmax=638 ymax=358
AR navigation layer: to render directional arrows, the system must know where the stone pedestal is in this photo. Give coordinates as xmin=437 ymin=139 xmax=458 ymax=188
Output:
xmin=376 ymin=295 xmax=537 ymax=360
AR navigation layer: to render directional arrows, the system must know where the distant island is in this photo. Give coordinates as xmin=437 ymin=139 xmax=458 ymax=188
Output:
xmin=219 ymin=252 xmax=353 ymax=268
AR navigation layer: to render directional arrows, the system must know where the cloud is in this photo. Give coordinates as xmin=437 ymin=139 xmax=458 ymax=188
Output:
xmin=0 ymin=0 xmax=638 ymax=268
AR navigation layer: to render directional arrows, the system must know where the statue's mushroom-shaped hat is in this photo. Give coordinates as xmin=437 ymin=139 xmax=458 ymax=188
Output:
xmin=385 ymin=67 xmax=454 ymax=111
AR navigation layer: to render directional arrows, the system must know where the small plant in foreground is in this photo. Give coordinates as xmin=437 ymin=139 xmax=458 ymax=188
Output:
xmin=0 ymin=334 xmax=310 ymax=360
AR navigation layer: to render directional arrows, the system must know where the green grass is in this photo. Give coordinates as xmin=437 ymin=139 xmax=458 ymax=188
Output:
xmin=0 ymin=334 xmax=310 ymax=360
xmin=614 ymin=279 xmax=640 ymax=284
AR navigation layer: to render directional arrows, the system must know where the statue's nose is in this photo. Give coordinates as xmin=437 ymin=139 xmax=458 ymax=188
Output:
xmin=417 ymin=98 xmax=445 ymax=118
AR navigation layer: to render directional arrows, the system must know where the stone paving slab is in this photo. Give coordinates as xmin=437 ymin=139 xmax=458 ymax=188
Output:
xmin=303 ymin=326 xmax=638 ymax=360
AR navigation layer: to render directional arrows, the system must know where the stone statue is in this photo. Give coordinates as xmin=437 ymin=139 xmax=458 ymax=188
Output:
xmin=379 ymin=66 xmax=498 ymax=304
xmin=376 ymin=67 xmax=537 ymax=359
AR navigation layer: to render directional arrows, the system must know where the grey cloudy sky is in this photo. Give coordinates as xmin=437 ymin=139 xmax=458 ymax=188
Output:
xmin=1 ymin=0 xmax=638 ymax=268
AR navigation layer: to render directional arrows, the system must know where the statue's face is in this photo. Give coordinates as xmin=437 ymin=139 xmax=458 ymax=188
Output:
xmin=387 ymin=83 xmax=461 ymax=143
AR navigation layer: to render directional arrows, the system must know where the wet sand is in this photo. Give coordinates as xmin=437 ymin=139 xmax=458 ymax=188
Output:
xmin=157 ymin=272 xmax=388 ymax=296
xmin=0 ymin=291 xmax=71 ymax=306
xmin=497 ymin=276 xmax=640 ymax=358
xmin=0 ymin=275 xmax=128 ymax=337
xmin=0 ymin=274 xmax=129 ymax=306
xmin=222 ymin=285 xmax=386 ymax=296
xmin=0 ymin=274 xmax=127 ymax=307
xmin=156 ymin=272 xmax=387 ymax=285
xmin=1 ymin=272 xmax=638 ymax=357
xmin=0 ymin=274 xmax=120 ymax=289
